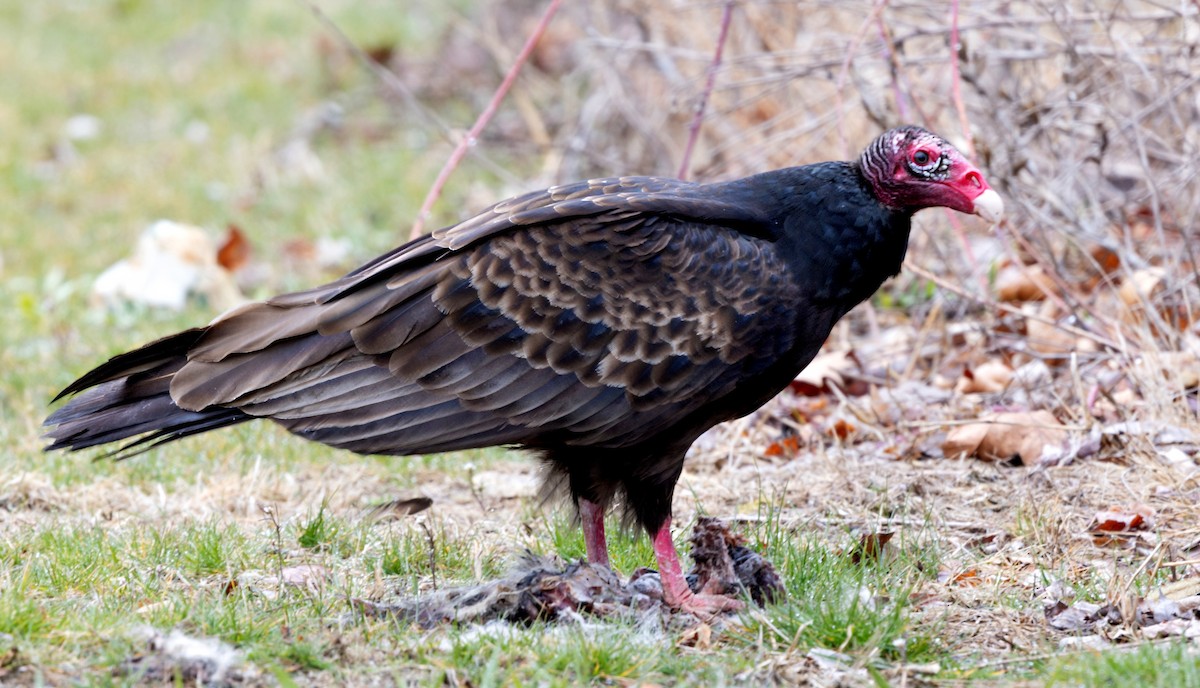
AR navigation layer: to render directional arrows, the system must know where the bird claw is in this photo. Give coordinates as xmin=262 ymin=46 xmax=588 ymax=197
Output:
xmin=665 ymin=588 xmax=745 ymax=617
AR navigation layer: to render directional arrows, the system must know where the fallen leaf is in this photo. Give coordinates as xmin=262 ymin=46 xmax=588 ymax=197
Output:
xmin=791 ymin=350 xmax=859 ymax=396
xmin=941 ymin=411 xmax=1067 ymax=465
xmin=1089 ymin=505 xmax=1154 ymax=533
xmin=1091 ymin=511 xmax=1143 ymax=532
xmin=764 ymin=435 xmax=801 ymax=458
xmin=955 ymin=359 xmax=1014 ymax=394
xmin=1116 ymin=268 xmax=1198 ymax=332
xmin=1090 ymin=245 xmax=1121 ymax=274
xmin=92 ymin=220 xmax=245 ymax=311
xmin=1142 ymin=619 xmax=1198 ymax=639
xmin=1025 ymin=303 xmax=1077 ymax=360
xmin=952 ymin=569 xmax=982 ymax=586
xmin=216 ymin=224 xmax=251 ymax=272
xmin=827 ymin=419 xmax=856 ymax=441
xmin=678 ymin=622 xmax=712 ymax=649
xmin=1157 ymin=578 xmax=1200 ymax=601
xmin=995 ymin=264 xmax=1056 ymax=302
xmin=937 ymin=567 xmax=982 ymax=586
xmin=1045 ymin=600 xmax=1116 ymax=632
xmin=1118 ymin=267 xmax=1167 ymax=307
xmin=1133 ymin=351 xmax=1200 ymax=390
xmin=850 ymin=532 xmax=893 ymax=564
xmin=1139 ymin=595 xmax=1182 ymax=625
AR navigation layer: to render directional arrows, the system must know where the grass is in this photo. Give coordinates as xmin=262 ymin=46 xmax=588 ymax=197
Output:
xmin=1045 ymin=642 xmax=1200 ymax=687
xmin=0 ymin=495 xmax=943 ymax=684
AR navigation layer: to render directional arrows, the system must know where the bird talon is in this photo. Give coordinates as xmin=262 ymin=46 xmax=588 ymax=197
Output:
xmin=667 ymin=589 xmax=745 ymax=617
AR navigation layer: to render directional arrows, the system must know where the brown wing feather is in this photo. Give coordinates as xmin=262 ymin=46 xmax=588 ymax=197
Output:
xmin=146 ymin=176 xmax=800 ymax=455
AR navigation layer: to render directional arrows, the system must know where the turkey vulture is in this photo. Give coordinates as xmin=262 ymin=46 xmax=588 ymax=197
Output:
xmin=46 ymin=126 xmax=1002 ymax=614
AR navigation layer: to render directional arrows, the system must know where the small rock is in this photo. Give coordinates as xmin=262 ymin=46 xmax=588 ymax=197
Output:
xmin=1058 ymin=634 xmax=1109 ymax=650
xmin=118 ymin=628 xmax=250 ymax=686
xmin=64 ymin=114 xmax=102 ymax=141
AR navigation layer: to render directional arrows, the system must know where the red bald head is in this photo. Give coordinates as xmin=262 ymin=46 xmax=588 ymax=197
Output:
xmin=859 ymin=126 xmax=1003 ymax=222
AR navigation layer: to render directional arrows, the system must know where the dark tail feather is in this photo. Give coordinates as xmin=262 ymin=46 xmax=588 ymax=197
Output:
xmin=51 ymin=328 xmax=208 ymax=402
xmin=45 ymin=328 xmax=252 ymax=457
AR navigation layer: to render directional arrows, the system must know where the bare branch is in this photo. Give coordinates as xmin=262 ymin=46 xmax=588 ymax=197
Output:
xmin=408 ymin=0 xmax=564 ymax=241
xmin=678 ymin=0 xmax=736 ymax=180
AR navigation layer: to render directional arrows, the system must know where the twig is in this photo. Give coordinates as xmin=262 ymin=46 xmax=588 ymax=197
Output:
xmin=303 ymin=1 xmax=453 ymax=149
xmin=409 ymin=0 xmax=564 ymax=240
xmin=419 ymin=519 xmax=439 ymax=591
xmin=678 ymin=0 xmax=735 ymax=180
xmin=947 ymin=0 xmax=974 ymax=159
xmin=906 ymin=263 xmax=1121 ymax=351
xmin=942 ymin=0 xmax=987 ymax=293
xmin=997 ymin=222 xmax=1125 ymax=346
xmin=897 ymin=418 xmax=1092 ymax=432
xmin=834 ymin=0 xmax=891 ymax=158
xmin=875 ymin=16 xmax=929 ymax=126
xmin=302 ymin=1 xmax=516 ymax=186
xmin=260 ymin=503 xmax=291 ymax=627
xmin=1160 ymin=557 xmax=1200 ymax=568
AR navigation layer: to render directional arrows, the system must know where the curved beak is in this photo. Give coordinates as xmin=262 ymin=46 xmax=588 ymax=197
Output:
xmin=951 ymin=163 xmax=1004 ymax=223
xmin=972 ymin=189 xmax=1004 ymax=223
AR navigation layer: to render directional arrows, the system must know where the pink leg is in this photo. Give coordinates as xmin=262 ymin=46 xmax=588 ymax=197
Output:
xmin=579 ymin=499 xmax=610 ymax=568
xmin=652 ymin=520 xmax=744 ymax=615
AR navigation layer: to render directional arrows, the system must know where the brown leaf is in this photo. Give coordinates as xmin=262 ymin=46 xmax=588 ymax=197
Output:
xmin=953 ymin=569 xmax=981 ymax=586
xmin=938 ymin=567 xmax=982 ymax=586
xmin=791 ymin=350 xmax=859 ymax=396
xmin=1118 ymin=268 xmax=1167 ymax=307
xmin=941 ymin=411 xmax=1067 ymax=465
xmin=1090 ymin=511 xmax=1143 ymax=532
xmin=827 ymin=418 xmax=856 ymax=440
xmin=955 ymin=360 xmax=1014 ymax=394
xmin=940 ymin=422 xmax=990 ymax=461
xmin=1090 ymin=245 xmax=1121 ymax=275
xmin=1025 ymin=303 xmax=1077 ymax=360
xmin=850 ymin=531 xmax=894 ymax=564
xmin=678 ymin=622 xmax=712 ymax=649
xmin=216 ymin=224 xmax=251 ymax=272
xmin=1089 ymin=505 xmax=1154 ymax=533
xmin=364 ymin=43 xmax=396 ymax=66
xmin=764 ymin=435 xmax=801 ymax=458
xmin=995 ymin=264 xmax=1055 ymax=302
xmin=1114 ymin=267 xmax=1198 ymax=332
xmin=1134 ymin=351 xmax=1200 ymax=390
xmin=1046 ymin=600 xmax=1104 ymax=632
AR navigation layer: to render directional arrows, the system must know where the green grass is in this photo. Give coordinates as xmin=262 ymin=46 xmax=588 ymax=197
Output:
xmin=0 ymin=478 xmax=949 ymax=684
xmin=1046 ymin=642 xmax=1200 ymax=687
